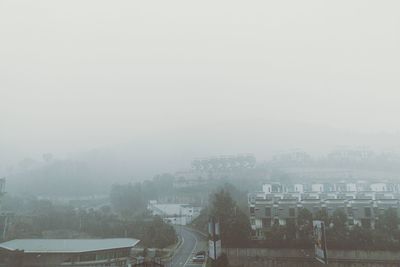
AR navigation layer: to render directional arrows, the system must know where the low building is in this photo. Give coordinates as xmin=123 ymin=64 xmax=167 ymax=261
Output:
xmin=346 ymin=183 xmax=357 ymax=192
xmin=147 ymin=201 xmax=201 ymax=225
xmin=311 ymin=183 xmax=324 ymax=193
xmin=262 ymin=184 xmax=272 ymax=193
xmin=0 ymin=238 xmax=140 ymax=267
xmin=294 ymin=184 xmax=304 ymax=193
xmin=371 ymin=183 xmax=388 ymax=192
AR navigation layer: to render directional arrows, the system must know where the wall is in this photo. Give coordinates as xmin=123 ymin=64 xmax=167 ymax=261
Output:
xmin=223 ymin=248 xmax=400 ymax=267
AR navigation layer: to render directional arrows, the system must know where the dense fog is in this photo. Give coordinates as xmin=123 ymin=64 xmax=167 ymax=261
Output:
xmin=1 ymin=0 xmax=400 ymax=196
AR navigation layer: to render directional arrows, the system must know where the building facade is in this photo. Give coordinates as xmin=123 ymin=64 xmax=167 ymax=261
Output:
xmin=0 ymin=238 xmax=140 ymax=267
xmin=249 ymin=182 xmax=400 ymax=239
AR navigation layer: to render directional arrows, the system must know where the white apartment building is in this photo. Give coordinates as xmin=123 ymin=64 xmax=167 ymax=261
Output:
xmin=249 ymin=181 xmax=400 ymax=239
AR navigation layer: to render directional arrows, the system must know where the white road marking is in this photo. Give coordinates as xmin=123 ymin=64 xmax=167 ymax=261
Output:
xmin=172 ymin=235 xmax=185 ymax=264
xmin=184 ymin=229 xmax=199 ymax=267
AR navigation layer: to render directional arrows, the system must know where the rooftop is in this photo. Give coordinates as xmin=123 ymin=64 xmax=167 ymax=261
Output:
xmin=0 ymin=238 xmax=140 ymax=253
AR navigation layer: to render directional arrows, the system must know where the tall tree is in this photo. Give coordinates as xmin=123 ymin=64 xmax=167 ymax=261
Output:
xmin=331 ymin=209 xmax=347 ymax=232
xmin=314 ymin=208 xmax=329 ymax=225
xmin=110 ymin=183 xmax=146 ymax=218
xmin=210 ymin=189 xmax=250 ymax=247
xmin=376 ymin=208 xmax=399 ymax=234
xmin=296 ymin=208 xmax=313 ymax=244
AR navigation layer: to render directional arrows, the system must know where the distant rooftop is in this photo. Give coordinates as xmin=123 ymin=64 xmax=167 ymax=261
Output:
xmin=0 ymin=238 xmax=140 ymax=253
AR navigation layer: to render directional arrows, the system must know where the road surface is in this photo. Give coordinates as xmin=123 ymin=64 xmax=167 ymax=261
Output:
xmin=170 ymin=226 xmax=206 ymax=267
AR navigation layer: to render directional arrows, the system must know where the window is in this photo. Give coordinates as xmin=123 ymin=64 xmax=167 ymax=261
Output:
xmin=265 ymin=207 xmax=271 ymax=217
xmin=256 ymin=229 xmax=263 ymax=237
xmin=289 ymin=208 xmax=295 ymax=217
xmin=347 ymin=207 xmax=353 ymax=216
xmin=63 ymin=257 xmax=72 ymax=263
xmin=379 ymin=208 xmax=385 ymax=216
xmin=109 ymin=252 xmax=117 ymax=259
xmin=278 ymin=208 xmax=284 ymax=217
xmin=262 ymin=218 xmax=271 ymax=228
xmin=250 ymin=207 xmax=255 ymax=214
xmin=364 ymin=207 xmax=371 ymax=217
xmin=273 ymin=207 xmax=279 ymax=216
xmin=96 ymin=253 xmax=108 ymax=261
xmin=80 ymin=253 xmax=96 ymax=262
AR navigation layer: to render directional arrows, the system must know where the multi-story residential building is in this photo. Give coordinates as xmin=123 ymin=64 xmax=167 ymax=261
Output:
xmin=370 ymin=183 xmax=388 ymax=192
xmin=248 ymin=181 xmax=400 ymax=239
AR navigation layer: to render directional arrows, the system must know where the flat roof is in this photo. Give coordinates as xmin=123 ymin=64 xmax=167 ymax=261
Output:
xmin=0 ymin=238 xmax=140 ymax=253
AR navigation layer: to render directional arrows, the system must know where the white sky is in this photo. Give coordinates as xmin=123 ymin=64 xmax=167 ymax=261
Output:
xmin=1 ymin=0 xmax=400 ymax=162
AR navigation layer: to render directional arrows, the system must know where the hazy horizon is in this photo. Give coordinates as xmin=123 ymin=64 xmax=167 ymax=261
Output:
xmin=1 ymin=0 xmax=400 ymax=179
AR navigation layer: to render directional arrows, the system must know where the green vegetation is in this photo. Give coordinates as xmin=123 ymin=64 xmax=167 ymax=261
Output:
xmin=139 ymin=216 xmax=178 ymax=248
xmin=7 ymin=168 xmax=400 ymax=252
xmin=109 ymin=174 xmax=175 ymax=217
xmin=254 ymin=208 xmax=400 ymax=250
xmin=209 ymin=253 xmax=230 ymax=267
xmin=192 ymin=185 xmax=251 ymax=247
xmin=1 ymin=197 xmax=177 ymax=248
xmin=210 ymin=189 xmax=251 ymax=247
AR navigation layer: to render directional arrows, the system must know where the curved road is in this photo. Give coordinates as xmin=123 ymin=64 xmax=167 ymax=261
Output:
xmin=170 ymin=226 xmax=207 ymax=267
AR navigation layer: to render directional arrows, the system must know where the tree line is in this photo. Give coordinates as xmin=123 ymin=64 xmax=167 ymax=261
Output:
xmin=250 ymin=207 xmax=400 ymax=250
xmin=109 ymin=174 xmax=175 ymax=218
xmin=2 ymin=196 xmax=177 ymax=248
